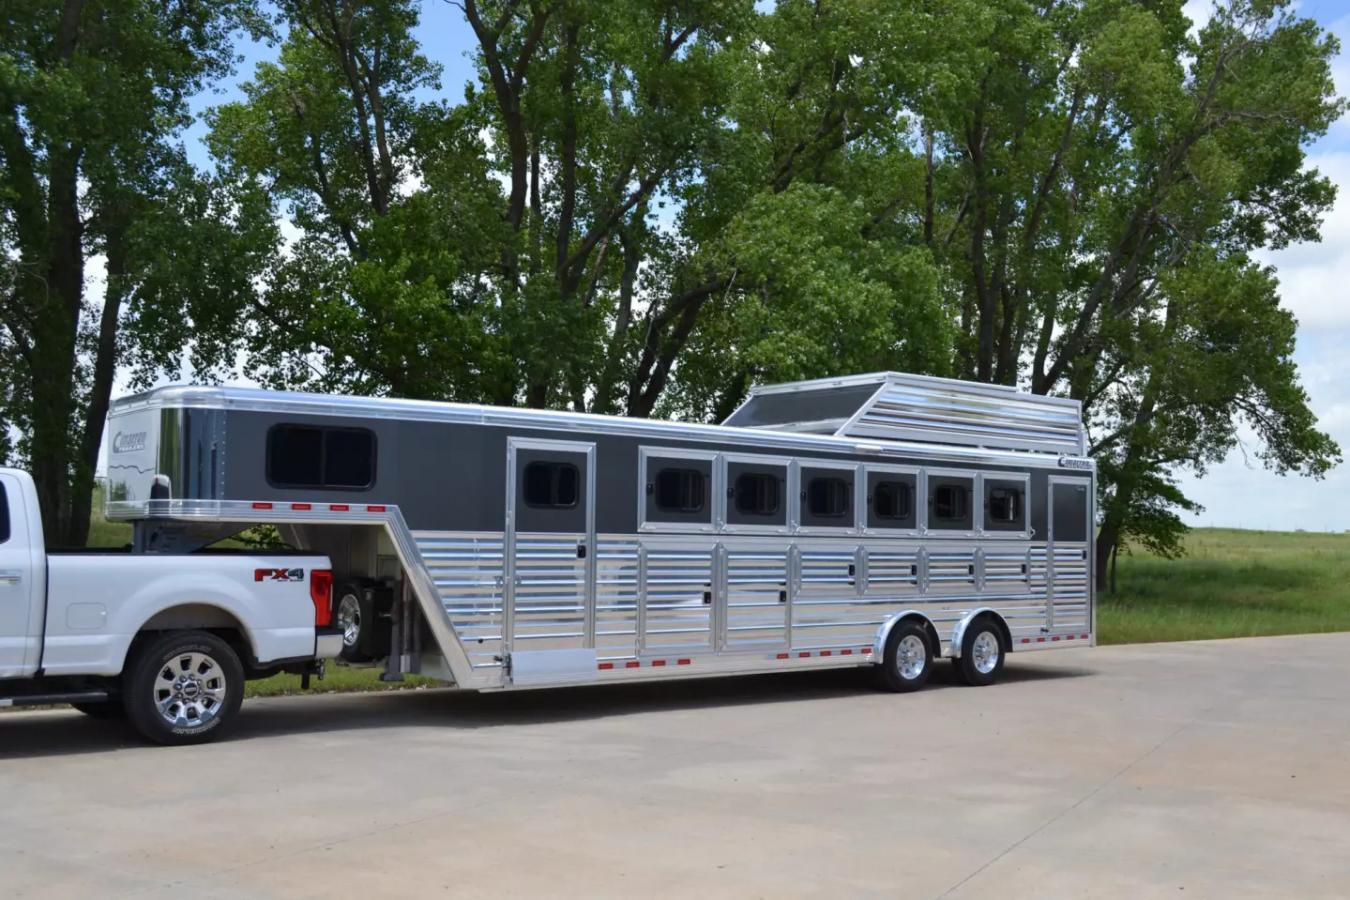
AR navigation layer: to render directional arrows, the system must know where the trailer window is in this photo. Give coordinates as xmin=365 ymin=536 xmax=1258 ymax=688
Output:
xmin=654 ymin=468 xmax=705 ymax=513
xmin=733 ymin=473 xmax=780 ymax=516
xmin=806 ymin=477 xmax=851 ymax=518
xmin=873 ymin=481 xmax=911 ymax=520
xmin=0 ymin=482 xmax=9 ymax=544
xmin=267 ymin=425 xmax=375 ymax=490
xmin=988 ymin=487 xmax=1021 ymax=522
xmin=523 ymin=461 xmax=579 ymax=509
xmin=932 ymin=484 xmax=968 ymax=522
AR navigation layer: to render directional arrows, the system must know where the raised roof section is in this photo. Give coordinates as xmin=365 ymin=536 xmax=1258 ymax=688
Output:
xmin=722 ymin=372 xmax=1085 ymax=456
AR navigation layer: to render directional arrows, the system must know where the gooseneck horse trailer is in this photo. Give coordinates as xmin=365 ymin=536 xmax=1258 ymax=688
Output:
xmin=105 ymin=372 xmax=1096 ymax=695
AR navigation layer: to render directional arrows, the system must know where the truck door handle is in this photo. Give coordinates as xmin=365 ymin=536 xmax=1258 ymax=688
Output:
xmin=0 ymin=571 xmax=20 ymax=585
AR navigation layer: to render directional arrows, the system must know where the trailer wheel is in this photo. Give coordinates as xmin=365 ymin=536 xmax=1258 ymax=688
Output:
xmin=875 ymin=620 xmax=934 ymax=693
xmin=335 ymin=583 xmax=376 ymax=663
xmin=122 ymin=630 xmax=244 ymax=746
xmin=954 ymin=617 xmax=1005 ymax=687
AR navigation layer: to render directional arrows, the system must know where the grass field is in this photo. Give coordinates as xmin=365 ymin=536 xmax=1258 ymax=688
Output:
xmin=83 ymin=503 xmax=1350 ymax=693
xmin=1099 ymin=528 xmax=1350 ymax=645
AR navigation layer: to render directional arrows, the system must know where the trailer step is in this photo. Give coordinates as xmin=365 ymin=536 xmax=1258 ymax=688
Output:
xmin=0 ymin=690 xmax=110 ymax=708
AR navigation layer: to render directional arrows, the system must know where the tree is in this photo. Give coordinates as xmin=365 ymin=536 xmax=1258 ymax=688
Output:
xmin=896 ymin=0 xmax=1342 ymax=586
xmin=0 ymin=0 xmax=267 ymax=545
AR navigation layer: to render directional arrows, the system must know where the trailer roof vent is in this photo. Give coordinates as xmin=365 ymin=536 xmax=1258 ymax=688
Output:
xmin=721 ymin=372 xmax=1085 ymax=456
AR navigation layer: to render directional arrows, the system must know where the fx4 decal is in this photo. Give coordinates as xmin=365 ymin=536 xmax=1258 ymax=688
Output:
xmin=255 ymin=568 xmax=304 ymax=583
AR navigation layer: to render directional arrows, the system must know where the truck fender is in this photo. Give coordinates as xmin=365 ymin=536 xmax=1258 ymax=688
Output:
xmin=112 ymin=577 xmax=263 ymax=672
xmin=873 ymin=611 xmax=941 ymax=661
xmin=948 ymin=608 xmax=1011 ymax=658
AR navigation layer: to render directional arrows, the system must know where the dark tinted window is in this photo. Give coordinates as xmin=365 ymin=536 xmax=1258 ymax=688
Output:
xmin=933 ymin=484 xmax=968 ymax=522
xmin=807 ymin=477 xmax=850 ymax=518
xmin=873 ymin=481 xmax=911 ymax=520
xmin=654 ymin=468 xmax=705 ymax=513
xmin=267 ymin=425 xmax=375 ymax=490
xmin=0 ymin=482 xmax=9 ymax=544
xmin=988 ymin=487 xmax=1021 ymax=522
xmin=734 ymin=473 xmax=780 ymax=516
xmin=524 ymin=461 xmax=579 ymax=508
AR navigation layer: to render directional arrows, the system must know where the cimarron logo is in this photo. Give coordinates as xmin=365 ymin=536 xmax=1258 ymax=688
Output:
xmin=112 ymin=431 xmax=147 ymax=454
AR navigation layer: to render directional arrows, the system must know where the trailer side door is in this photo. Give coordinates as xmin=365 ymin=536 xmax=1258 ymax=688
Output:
xmin=506 ymin=440 xmax=596 ymax=666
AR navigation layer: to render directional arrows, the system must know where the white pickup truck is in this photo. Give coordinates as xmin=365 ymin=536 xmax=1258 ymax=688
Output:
xmin=0 ymin=468 xmax=342 ymax=744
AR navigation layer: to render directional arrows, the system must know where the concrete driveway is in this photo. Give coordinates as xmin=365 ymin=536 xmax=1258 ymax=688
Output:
xmin=2 ymin=632 xmax=1348 ymax=899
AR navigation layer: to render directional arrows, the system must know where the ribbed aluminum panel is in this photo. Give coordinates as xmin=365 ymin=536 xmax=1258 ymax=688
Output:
xmin=927 ymin=549 xmax=976 ymax=594
xmin=845 ymin=379 xmax=1084 ymax=455
xmin=595 ymin=538 xmax=640 ymax=660
xmin=414 ymin=532 xmax=505 ymax=670
xmin=1050 ymin=544 xmax=1090 ymax=630
xmin=723 ymin=545 xmax=790 ymax=650
xmin=983 ymin=548 xmax=1031 ymax=592
xmin=642 ymin=543 xmax=715 ymax=653
xmin=862 ymin=545 xmax=920 ymax=596
xmin=512 ymin=533 xmax=587 ymax=652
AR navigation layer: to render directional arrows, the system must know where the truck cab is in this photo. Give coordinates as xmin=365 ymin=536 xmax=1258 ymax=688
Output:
xmin=0 ymin=468 xmax=340 ymax=744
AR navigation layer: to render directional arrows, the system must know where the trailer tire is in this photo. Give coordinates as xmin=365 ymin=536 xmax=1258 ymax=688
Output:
xmin=122 ymin=630 xmax=244 ymax=746
xmin=954 ymin=617 xmax=1005 ymax=687
xmin=71 ymin=701 xmax=125 ymax=719
xmin=875 ymin=620 xmax=934 ymax=693
xmin=335 ymin=583 xmax=376 ymax=663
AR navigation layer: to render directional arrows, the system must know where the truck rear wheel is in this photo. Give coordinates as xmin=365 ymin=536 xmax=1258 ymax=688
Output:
xmin=123 ymin=630 xmax=244 ymax=745
xmin=335 ymin=583 xmax=375 ymax=663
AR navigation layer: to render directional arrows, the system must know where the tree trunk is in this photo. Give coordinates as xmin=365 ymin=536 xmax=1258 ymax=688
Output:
xmin=1094 ymin=514 xmax=1119 ymax=593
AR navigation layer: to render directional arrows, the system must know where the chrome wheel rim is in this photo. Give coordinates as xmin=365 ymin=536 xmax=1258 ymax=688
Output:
xmin=896 ymin=634 xmax=927 ymax=681
xmin=155 ymin=652 xmax=226 ymax=729
xmin=972 ymin=630 xmax=1000 ymax=675
xmin=338 ymin=593 xmax=362 ymax=648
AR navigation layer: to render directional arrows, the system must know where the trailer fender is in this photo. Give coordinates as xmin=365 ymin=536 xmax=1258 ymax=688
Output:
xmin=949 ymin=608 xmax=1011 ymax=659
xmin=873 ymin=611 xmax=941 ymax=662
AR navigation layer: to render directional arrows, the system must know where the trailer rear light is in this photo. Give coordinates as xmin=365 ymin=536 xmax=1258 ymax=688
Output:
xmin=310 ymin=569 xmax=333 ymax=627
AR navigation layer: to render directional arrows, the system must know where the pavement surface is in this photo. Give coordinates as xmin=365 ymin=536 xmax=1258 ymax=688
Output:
xmin=2 ymin=633 xmax=1349 ymax=899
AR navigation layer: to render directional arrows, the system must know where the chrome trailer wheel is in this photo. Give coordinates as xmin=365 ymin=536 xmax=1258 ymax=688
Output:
xmin=876 ymin=620 xmax=934 ymax=693
xmin=955 ymin=618 xmax=1006 ymax=686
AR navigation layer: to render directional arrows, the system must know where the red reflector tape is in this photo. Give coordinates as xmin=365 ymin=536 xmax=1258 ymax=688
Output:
xmin=1052 ymin=636 xmax=1060 ymax=641
xmin=330 ymin=503 xmax=350 ymax=512
xmin=798 ymin=652 xmax=811 ymax=659
xmin=841 ymin=649 xmax=853 ymax=656
xmin=677 ymin=658 xmax=691 ymax=666
xmin=252 ymin=502 xmax=272 ymax=510
xmin=861 ymin=647 xmax=872 ymax=654
xmin=1021 ymin=638 xmax=1031 ymax=644
xmin=624 ymin=661 xmax=640 ymax=669
xmin=651 ymin=659 xmax=666 ymax=667
xmin=1081 ymin=634 xmax=1089 ymax=640
xmin=367 ymin=505 xmax=387 ymax=513
xmin=598 ymin=662 xmax=614 ymax=670
xmin=292 ymin=503 xmax=312 ymax=511
xmin=820 ymin=650 xmax=832 ymax=657
xmin=776 ymin=652 xmax=790 ymax=660
xmin=1037 ymin=637 xmax=1046 ymax=643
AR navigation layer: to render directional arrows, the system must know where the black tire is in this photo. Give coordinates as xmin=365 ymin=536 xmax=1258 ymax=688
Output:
xmin=874 ymin=620 xmax=934 ymax=693
xmin=334 ymin=582 xmax=376 ymax=663
xmin=71 ymin=701 xmax=125 ymax=719
xmin=122 ymin=630 xmax=245 ymax=746
xmin=954 ymin=617 xmax=1006 ymax=687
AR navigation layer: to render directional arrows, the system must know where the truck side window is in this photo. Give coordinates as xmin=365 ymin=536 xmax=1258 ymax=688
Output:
xmin=0 ymin=482 xmax=9 ymax=544
xmin=267 ymin=425 xmax=375 ymax=490
xmin=523 ymin=461 xmax=579 ymax=509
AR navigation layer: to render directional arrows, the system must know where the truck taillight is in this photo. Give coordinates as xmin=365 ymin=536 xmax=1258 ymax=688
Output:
xmin=310 ymin=569 xmax=333 ymax=627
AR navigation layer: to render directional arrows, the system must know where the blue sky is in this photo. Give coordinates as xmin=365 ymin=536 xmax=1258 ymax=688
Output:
xmin=165 ymin=0 xmax=1350 ymax=531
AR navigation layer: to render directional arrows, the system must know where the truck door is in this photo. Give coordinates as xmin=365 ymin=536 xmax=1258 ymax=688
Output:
xmin=1047 ymin=478 xmax=1091 ymax=632
xmin=505 ymin=439 xmax=596 ymax=658
xmin=0 ymin=472 xmax=41 ymax=678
